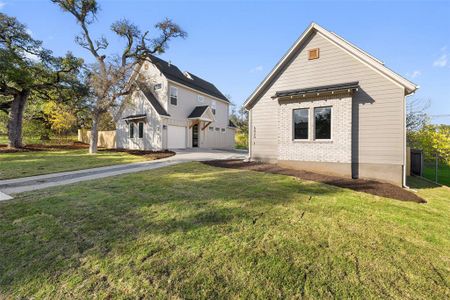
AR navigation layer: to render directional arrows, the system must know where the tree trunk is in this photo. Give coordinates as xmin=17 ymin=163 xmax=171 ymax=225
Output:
xmin=7 ymin=90 xmax=30 ymax=149
xmin=89 ymin=111 xmax=100 ymax=154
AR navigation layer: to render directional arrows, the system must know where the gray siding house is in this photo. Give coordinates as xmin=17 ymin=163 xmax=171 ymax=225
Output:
xmin=116 ymin=55 xmax=236 ymax=150
xmin=244 ymin=23 xmax=418 ymax=186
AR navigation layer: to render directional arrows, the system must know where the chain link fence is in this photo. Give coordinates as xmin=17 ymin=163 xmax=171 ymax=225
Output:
xmin=423 ymin=154 xmax=450 ymax=187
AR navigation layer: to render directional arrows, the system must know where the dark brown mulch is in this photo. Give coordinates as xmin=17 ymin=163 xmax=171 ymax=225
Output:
xmin=203 ymin=160 xmax=426 ymax=203
xmin=0 ymin=142 xmax=89 ymax=153
xmin=0 ymin=144 xmax=175 ymax=160
xmin=99 ymin=148 xmax=175 ymax=160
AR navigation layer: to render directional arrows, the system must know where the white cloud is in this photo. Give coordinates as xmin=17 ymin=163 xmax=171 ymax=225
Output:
xmin=0 ymin=2 xmax=6 ymax=9
xmin=433 ymin=54 xmax=448 ymax=67
xmin=24 ymin=51 xmax=39 ymax=62
xmin=433 ymin=46 xmax=448 ymax=67
xmin=410 ymin=70 xmax=421 ymax=78
xmin=249 ymin=65 xmax=263 ymax=73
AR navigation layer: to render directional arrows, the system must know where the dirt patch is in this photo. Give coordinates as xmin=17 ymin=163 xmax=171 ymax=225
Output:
xmin=203 ymin=160 xmax=426 ymax=203
xmin=99 ymin=148 xmax=175 ymax=160
xmin=0 ymin=142 xmax=89 ymax=153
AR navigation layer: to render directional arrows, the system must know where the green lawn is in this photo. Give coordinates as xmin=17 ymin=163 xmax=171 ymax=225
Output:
xmin=424 ymin=161 xmax=450 ymax=187
xmin=0 ymin=162 xmax=448 ymax=298
xmin=0 ymin=149 xmax=151 ymax=179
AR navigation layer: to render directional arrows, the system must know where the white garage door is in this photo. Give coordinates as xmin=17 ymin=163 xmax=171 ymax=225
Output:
xmin=167 ymin=125 xmax=186 ymax=149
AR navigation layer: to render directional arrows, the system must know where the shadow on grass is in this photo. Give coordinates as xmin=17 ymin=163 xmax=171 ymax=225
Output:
xmin=0 ymin=165 xmax=341 ymax=294
xmin=407 ymin=176 xmax=442 ymax=190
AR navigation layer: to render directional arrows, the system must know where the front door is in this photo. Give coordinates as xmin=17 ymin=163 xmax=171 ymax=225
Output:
xmin=192 ymin=124 xmax=199 ymax=147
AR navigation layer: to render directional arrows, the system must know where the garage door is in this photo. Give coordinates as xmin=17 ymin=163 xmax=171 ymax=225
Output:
xmin=167 ymin=125 xmax=186 ymax=149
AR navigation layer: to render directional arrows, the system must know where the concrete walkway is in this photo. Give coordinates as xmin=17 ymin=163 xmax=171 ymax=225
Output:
xmin=0 ymin=149 xmax=246 ymax=200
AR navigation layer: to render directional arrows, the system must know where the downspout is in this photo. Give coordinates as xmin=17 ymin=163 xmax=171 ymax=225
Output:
xmin=402 ymin=92 xmax=408 ymax=188
xmin=247 ymin=108 xmax=252 ymax=161
xmin=403 ymin=89 xmax=417 ymax=188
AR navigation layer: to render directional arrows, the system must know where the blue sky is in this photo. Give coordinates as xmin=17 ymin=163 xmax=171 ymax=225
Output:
xmin=2 ymin=0 xmax=450 ymax=124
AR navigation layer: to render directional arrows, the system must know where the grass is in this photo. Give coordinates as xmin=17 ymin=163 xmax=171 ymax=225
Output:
xmin=424 ymin=161 xmax=450 ymax=187
xmin=0 ymin=149 xmax=151 ymax=179
xmin=0 ymin=162 xmax=449 ymax=299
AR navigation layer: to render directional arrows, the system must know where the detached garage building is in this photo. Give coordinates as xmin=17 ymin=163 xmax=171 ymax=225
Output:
xmin=244 ymin=23 xmax=418 ymax=186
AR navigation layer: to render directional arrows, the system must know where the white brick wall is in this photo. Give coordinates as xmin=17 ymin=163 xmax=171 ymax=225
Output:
xmin=278 ymin=95 xmax=352 ymax=163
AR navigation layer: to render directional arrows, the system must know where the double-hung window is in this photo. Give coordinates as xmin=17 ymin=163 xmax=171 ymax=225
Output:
xmin=129 ymin=123 xmax=134 ymax=138
xmin=293 ymin=108 xmax=309 ymax=140
xmin=211 ymin=100 xmax=217 ymax=115
xmin=314 ymin=107 xmax=332 ymax=140
xmin=138 ymin=122 xmax=144 ymax=138
xmin=170 ymin=86 xmax=178 ymax=106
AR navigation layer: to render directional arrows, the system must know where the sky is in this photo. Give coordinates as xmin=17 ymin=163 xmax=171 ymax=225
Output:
xmin=1 ymin=0 xmax=450 ymax=124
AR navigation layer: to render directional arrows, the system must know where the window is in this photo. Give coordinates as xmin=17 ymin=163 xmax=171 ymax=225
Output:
xmin=314 ymin=107 xmax=331 ymax=139
xmin=154 ymin=83 xmax=162 ymax=91
xmin=211 ymin=100 xmax=216 ymax=115
xmin=170 ymin=86 xmax=178 ymax=105
xmin=129 ymin=123 xmax=134 ymax=138
xmin=221 ymin=128 xmax=225 ymax=133
xmin=198 ymin=95 xmax=204 ymax=103
xmin=293 ymin=108 xmax=309 ymax=140
xmin=215 ymin=127 xmax=220 ymax=131
xmin=308 ymin=48 xmax=320 ymax=60
xmin=138 ymin=122 xmax=144 ymax=138
xmin=209 ymin=126 xmax=214 ymax=131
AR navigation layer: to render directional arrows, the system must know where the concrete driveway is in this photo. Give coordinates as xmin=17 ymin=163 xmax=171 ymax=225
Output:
xmin=0 ymin=149 xmax=247 ymax=200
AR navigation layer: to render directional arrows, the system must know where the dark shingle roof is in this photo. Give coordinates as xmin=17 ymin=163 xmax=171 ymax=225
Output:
xmin=188 ymin=105 xmax=209 ymax=118
xmin=137 ymin=82 xmax=170 ymax=116
xmin=274 ymin=82 xmax=359 ymax=98
xmin=123 ymin=114 xmax=146 ymax=120
xmin=148 ymin=55 xmax=229 ymax=102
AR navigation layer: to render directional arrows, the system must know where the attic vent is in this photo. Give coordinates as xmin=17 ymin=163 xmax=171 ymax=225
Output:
xmin=183 ymin=72 xmax=193 ymax=80
xmin=308 ymin=48 xmax=320 ymax=60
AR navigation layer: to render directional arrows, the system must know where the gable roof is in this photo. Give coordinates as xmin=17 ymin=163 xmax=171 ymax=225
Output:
xmin=244 ymin=22 xmax=418 ymax=109
xmin=148 ymin=55 xmax=229 ymax=102
xmin=137 ymin=81 xmax=170 ymax=117
xmin=187 ymin=105 xmax=215 ymax=122
xmin=188 ymin=105 xmax=209 ymax=118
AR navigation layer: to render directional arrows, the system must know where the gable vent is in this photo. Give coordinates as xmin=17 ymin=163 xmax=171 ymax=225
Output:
xmin=308 ymin=48 xmax=320 ymax=60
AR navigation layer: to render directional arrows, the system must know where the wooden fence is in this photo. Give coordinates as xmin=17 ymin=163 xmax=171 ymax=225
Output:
xmin=78 ymin=129 xmax=116 ymax=149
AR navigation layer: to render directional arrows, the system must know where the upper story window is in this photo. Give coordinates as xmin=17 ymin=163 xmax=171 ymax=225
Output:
xmin=314 ymin=107 xmax=332 ymax=140
xmin=129 ymin=123 xmax=134 ymax=138
xmin=211 ymin=100 xmax=217 ymax=115
xmin=170 ymin=86 xmax=178 ymax=106
xmin=293 ymin=108 xmax=309 ymax=140
xmin=138 ymin=122 xmax=144 ymax=138
xmin=198 ymin=95 xmax=205 ymax=103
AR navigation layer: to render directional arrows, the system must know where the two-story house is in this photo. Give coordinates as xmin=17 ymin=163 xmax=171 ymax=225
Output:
xmin=116 ymin=55 xmax=236 ymax=150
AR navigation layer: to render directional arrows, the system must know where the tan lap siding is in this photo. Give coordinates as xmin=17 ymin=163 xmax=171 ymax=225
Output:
xmin=251 ymin=31 xmax=404 ymax=166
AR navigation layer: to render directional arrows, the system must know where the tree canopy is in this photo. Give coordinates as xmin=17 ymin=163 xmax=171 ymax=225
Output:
xmin=51 ymin=0 xmax=187 ymax=153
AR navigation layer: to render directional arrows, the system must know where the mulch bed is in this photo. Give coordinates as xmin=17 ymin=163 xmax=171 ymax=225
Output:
xmin=0 ymin=142 xmax=89 ymax=153
xmin=0 ymin=143 xmax=175 ymax=160
xmin=203 ymin=160 xmax=426 ymax=203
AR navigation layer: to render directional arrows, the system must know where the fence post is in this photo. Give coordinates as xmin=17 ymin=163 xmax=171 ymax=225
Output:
xmin=435 ymin=153 xmax=438 ymax=183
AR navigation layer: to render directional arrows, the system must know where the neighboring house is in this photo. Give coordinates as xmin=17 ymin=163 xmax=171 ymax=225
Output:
xmin=244 ymin=23 xmax=418 ymax=186
xmin=116 ymin=55 xmax=236 ymax=150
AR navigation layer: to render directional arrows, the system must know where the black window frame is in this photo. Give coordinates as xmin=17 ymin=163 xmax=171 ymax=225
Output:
xmin=129 ymin=123 xmax=134 ymax=138
xmin=293 ymin=108 xmax=309 ymax=140
xmin=314 ymin=106 xmax=332 ymax=140
xmin=138 ymin=122 xmax=144 ymax=139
